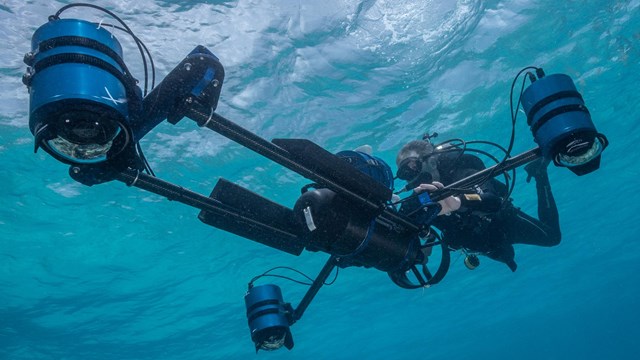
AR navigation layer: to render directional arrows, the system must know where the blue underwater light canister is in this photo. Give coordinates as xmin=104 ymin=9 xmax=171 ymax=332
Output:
xmin=521 ymin=73 xmax=596 ymax=159
xmin=244 ymin=284 xmax=294 ymax=351
xmin=336 ymin=150 xmax=395 ymax=190
xmin=26 ymin=18 xmax=130 ymax=134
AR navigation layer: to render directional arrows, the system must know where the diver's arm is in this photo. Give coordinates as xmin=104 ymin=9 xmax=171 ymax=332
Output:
xmin=521 ymin=159 xmax=561 ymax=245
xmin=397 ymin=182 xmax=461 ymax=227
xmin=438 ymin=152 xmax=509 ymax=213
xmin=449 ymin=166 xmax=505 ymax=213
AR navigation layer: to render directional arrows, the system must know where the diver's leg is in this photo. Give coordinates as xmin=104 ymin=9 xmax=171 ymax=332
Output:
xmin=507 ymin=209 xmax=560 ymax=246
xmin=484 ymin=241 xmax=518 ymax=272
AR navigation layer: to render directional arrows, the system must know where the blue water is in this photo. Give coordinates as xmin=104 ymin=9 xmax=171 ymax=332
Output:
xmin=1 ymin=1 xmax=639 ymax=359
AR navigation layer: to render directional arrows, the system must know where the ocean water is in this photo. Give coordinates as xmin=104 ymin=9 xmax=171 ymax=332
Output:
xmin=1 ymin=0 xmax=639 ymax=359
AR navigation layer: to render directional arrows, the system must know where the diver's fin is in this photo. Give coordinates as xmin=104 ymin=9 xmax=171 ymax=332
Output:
xmin=272 ymin=138 xmax=392 ymax=204
xmin=198 ymin=178 xmax=306 ymax=255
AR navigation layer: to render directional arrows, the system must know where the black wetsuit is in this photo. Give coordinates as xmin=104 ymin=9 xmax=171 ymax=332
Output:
xmin=404 ymin=152 xmax=561 ymax=271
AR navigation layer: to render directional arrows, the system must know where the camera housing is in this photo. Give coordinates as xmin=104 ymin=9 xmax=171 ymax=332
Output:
xmin=24 ymin=18 xmax=137 ymax=165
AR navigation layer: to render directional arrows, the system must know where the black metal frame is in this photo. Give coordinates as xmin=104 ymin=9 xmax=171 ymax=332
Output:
xmin=68 ymin=97 xmax=542 ymax=316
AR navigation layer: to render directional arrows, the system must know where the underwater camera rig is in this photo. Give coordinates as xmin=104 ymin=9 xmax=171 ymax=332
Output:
xmin=24 ymin=4 xmax=608 ymax=352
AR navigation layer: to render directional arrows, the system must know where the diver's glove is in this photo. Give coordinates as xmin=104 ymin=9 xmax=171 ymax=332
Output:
xmin=414 ymin=181 xmax=461 ymax=215
xmin=524 ymin=158 xmax=550 ymax=183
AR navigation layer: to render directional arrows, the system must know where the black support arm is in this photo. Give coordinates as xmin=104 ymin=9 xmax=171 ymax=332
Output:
xmin=291 ymin=256 xmax=338 ymax=323
xmin=430 ymin=147 xmax=542 ymax=202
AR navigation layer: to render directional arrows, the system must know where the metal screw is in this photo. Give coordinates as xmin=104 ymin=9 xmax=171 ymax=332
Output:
xmin=212 ymin=79 xmax=219 ymax=88
xmin=23 ymin=52 xmax=35 ymax=65
xmin=72 ymin=167 xmax=80 ymax=174
xmin=184 ymin=63 xmax=192 ymax=71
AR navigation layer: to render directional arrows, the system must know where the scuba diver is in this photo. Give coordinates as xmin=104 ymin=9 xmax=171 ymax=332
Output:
xmin=395 ymin=138 xmax=561 ymax=271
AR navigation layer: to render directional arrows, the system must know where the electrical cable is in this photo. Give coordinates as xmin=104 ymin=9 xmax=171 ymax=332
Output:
xmin=248 ymin=266 xmax=340 ymax=289
xmin=53 ymin=3 xmax=154 ymax=94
